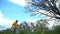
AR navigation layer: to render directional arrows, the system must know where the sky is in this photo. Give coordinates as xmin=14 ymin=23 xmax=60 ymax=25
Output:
xmin=0 ymin=0 xmax=47 ymax=30
xmin=0 ymin=0 xmax=60 ymax=31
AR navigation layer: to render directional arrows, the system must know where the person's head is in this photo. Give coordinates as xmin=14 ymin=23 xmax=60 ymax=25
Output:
xmin=16 ymin=20 xmax=18 ymax=22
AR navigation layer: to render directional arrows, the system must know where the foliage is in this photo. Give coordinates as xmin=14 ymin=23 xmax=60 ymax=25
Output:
xmin=25 ymin=0 xmax=60 ymax=31
xmin=0 ymin=23 xmax=60 ymax=34
xmin=25 ymin=0 xmax=60 ymax=19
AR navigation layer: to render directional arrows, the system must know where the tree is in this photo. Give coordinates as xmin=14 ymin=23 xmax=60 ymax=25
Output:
xmin=30 ymin=22 xmax=36 ymax=32
xmin=52 ymin=25 xmax=60 ymax=34
xmin=36 ymin=19 xmax=49 ymax=34
xmin=25 ymin=0 xmax=60 ymax=19
xmin=25 ymin=0 xmax=60 ymax=28
xmin=22 ymin=21 xmax=29 ymax=31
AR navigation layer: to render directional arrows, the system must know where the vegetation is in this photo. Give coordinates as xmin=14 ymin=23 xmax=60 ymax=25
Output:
xmin=0 ymin=25 xmax=60 ymax=34
xmin=25 ymin=0 xmax=60 ymax=19
xmin=0 ymin=19 xmax=60 ymax=34
xmin=25 ymin=0 xmax=60 ymax=27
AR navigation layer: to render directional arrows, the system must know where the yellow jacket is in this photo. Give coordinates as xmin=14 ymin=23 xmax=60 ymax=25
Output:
xmin=12 ymin=22 xmax=18 ymax=29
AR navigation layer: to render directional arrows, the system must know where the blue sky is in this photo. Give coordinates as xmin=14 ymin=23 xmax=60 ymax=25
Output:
xmin=0 ymin=0 xmax=26 ymax=21
xmin=0 ymin=0 xmax=46 ymax=30
xmin=0 ymin=0 xmax=46 ymax=22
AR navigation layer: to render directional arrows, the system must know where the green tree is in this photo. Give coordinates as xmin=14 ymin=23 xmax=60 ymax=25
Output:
xmin=53 ymin=25 xmax=60 ymax=34
xmin=36 ymin=19 xmax=49 ymax=34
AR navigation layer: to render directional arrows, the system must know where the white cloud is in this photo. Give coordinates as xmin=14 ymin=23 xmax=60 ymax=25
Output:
xmin=48 ymin=20 xmax=54 ymax=28
xmin=0 ymin=10 xmax=14 ymax=29
xmin=9 ymin=0 xmax=27 ymax=6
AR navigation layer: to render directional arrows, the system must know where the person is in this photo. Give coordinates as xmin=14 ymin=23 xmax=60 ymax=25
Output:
xmin=12 ymin=20 xmax=19 ymax=33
